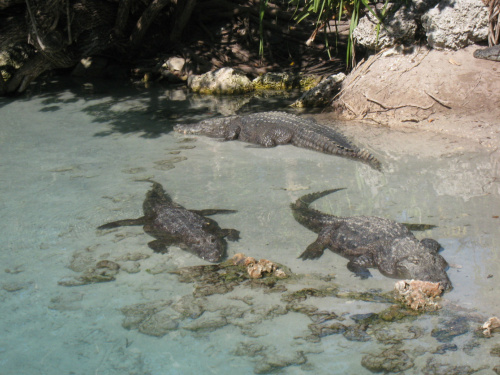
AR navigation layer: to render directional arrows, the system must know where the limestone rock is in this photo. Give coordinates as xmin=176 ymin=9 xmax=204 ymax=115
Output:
xmin=353 ymin=5 xmax=418 ymax=50
xmin=188 ymin=67 xmax=253 ymax=95
xmin=422 ymin=0 xmax=488 ymax=49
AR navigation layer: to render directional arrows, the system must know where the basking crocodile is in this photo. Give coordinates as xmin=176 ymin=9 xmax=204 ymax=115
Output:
xmin=98 ymin=180 xmax=240 ymax=262
xmin=291 ymin=189 xmax=452 ymax=290
xmin=174 ymin=112 xmax=381 ymax=170
xmin=473 ymin=45 xmax=500 ymax=62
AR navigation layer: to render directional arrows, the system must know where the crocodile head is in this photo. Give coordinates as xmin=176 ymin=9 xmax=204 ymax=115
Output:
xmin=186 ymin=232 xmax=227 ymax=263
xmin=174 ymin=117 xmax=236 ymax=138
xmin=392 ymin=238 xmax=452 ymax=291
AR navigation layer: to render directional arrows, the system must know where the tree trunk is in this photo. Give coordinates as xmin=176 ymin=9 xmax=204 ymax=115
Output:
xmin=129 ymin=0 xmax=171 ymax=52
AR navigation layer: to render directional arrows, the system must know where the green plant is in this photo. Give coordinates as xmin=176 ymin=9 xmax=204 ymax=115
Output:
xmin=259 ymin=0 xmax=270 ymax=57
xmin=289 ymin=0 xmax=389 ymax=67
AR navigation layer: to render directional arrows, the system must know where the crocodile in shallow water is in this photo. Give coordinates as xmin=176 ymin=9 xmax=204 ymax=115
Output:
xmin=174 ymin=111 xmax=381 ymax=170
xmin=98 ymin=181 xmax=240 ymax=262
xmin=291 ymin=189 xmax=452 ymax=290
xmin=473 ymin=45 xmax=500 ymax=62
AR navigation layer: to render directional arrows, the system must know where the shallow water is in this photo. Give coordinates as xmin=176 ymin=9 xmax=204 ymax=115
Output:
xmin=1 ymin=78 xmax=499 ymax=374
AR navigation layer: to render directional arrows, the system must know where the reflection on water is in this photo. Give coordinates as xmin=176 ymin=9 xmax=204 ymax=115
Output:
xmin=0 ymin=78 xmax=499 ymax=374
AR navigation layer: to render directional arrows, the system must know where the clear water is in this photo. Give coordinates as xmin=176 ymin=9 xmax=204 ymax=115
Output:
xmin=1 ymin=78 xmax=499 ymax=374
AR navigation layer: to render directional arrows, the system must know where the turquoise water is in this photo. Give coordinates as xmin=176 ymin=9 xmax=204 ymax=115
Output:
xmin=1 ymin=78 xmax=499 ymax=374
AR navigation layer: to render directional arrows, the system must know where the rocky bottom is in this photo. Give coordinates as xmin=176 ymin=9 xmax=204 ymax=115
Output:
xmin=58 ymin=252 xmax=500 ymax=374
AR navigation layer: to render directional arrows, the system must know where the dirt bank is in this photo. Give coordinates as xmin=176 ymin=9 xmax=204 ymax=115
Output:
xmin=329 ymin=45 xmax=499 ymax=149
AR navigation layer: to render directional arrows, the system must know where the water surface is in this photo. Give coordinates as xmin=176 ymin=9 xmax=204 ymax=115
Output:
xmin=1 ymin=78 xmax=499 ymax=374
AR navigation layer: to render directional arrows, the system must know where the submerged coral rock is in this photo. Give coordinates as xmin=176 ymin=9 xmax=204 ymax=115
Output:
xmin=231 ymin=253 xmax=289 ymax=279
xmin=394 ymin=279 xmax=444 ymax=311
xmin=482 ymin=317 xmax=500 ymax=337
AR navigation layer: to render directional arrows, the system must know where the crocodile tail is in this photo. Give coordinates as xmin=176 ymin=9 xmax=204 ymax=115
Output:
xmin=292 ymin=188 xmax=346 ymax=210
xmin=357 ymin=149 xmax=382 ymax=171
xmin=291 ymin=189 xmax=345 ymax=233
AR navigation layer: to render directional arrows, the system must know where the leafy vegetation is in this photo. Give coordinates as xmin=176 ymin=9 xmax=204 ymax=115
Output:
xmin=260 ymin=0 xmax=390 ymax=66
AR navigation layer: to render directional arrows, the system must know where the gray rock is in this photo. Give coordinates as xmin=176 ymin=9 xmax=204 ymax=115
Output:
xmin=422 ymin=0 xmax=488 ymax=49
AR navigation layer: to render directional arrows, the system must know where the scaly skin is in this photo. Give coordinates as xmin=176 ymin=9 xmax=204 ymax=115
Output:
xmin=473 ymin=45 xmax=500 ymax=62
xmin=98 ymin=181 xmax=240 ymax=263
xmin=291 ymin=189 xmax=452 ymax=291
xmin=174 ymin=112 xmax=382 ymax=170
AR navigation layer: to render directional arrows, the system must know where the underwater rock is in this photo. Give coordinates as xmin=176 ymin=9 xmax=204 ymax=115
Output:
xmin=120 ymin=261 xmax=141 ymax=274
xmin=170 ymin=256 xmax=292 ymax=298
xmin=253 ymin=351 xmax=308 ymax=374
xmin=95 ymin=260 xmax=120 ymax=271
xmin=308 ymin=310 xmax=338 ymax=324
xmin=394 ymin=279 xmax=444 ymax=311
xmin=58 ymin=260 xmax=120 ymax=286
xmin=138 ymin=309 xmax=180 ymax=337
xmin=423 ymin=358 xmax=487 ymax=375
xmin=48 ymin=293 xmax=84 ymax=311
xmin=287 ymin=303 xmax=319 ymax=315
xmin=494 ymin=365 xmax=500 ymax=375
xmin=361 ymin=347 xmax=414 ymax=373
xmin=4 ymin=265 xmax=24 ymax=274
xmin=372 ymin=325 xmax=424 ymax=344
xmin=171 ymin=295 xmax=206 ymax=319
xmin=69 ymin=247 xmax=98 ymax=272
xmin=232 ymin=342 xmax=267 ymax=357
xmin=233 ymin=341 xmax=308 ymax=374
xmin=335 ymin=289 xmax=395 ymax=304
xmin=115 ymin=252 xmax=150 ymax=262
xmin=433 ymin=343 xmax=458 ymax=355
xmin=308 ymin=322 xmax=347 ymax=339
xmin=281 ymin=286 xmax=339 ymax=303
xmin=343 ymin=325 xmax=371 ymax=342
xmin=182 ymin=313 xmax=228 ymax=333
xmin=482 ymin=317 xmax=500 ymax=337
xmin=2 ymin=281 xmax=30 ymax=292
xmin=121 ymin=300 xmax=173 ymax=331
xmin=431 ymin=316 xmax=470 ymax=343
xmin=491 ymin=344 xmax=500 ymax=357
xmin=463 ymin=339 xmax=481 ymax=356
xmin=377 ymin=304 xmax=422 ymax=322
xmin=350 ymin=313 xmax=378 ymax=324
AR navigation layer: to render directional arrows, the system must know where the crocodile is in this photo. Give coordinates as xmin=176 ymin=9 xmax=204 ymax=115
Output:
xmin=291 ymin=189 xmax=452 ymax=290
xmin=98 ymin=180 xmax=240 ymax=262
xmin=174 ymin=112 xmax=382 ymax=170
xmin=473 ymin=45 xmax=500 ymax=62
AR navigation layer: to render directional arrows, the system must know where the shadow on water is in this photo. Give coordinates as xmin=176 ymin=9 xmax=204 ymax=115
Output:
xmin=3 ymin=75 xmax=305 ymax=138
